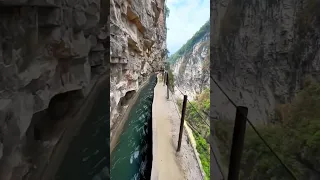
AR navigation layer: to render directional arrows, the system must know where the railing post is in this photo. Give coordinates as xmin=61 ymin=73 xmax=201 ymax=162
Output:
xmin=163 ymin=71 xmax=166 ymax=86
xmin=166 ymin=72 xmax=169 ymax=99
xmin=227 ymin=106 xmax=248 ymax=180
xmin=177 ymin=95 xmax=187 ymax=152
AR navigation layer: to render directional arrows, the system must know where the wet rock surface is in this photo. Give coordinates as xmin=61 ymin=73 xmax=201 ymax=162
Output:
xmin=171 ymin=29 xmax=210 ymax=100
xmin=211 ymin=0 xmax=320 ymax=124
xmin=0 ymin=0 xmax=109 ymax=179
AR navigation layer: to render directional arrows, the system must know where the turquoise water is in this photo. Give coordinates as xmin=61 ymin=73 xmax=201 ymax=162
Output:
xmin=55 ymin=86 xmax=110 ymax=180
xmin=110 ymin=74 xmax=157 ymax=180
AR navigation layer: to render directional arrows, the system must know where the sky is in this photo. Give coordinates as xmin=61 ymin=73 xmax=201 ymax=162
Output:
xmin=166 ymin=0 xmax=210 ymax=56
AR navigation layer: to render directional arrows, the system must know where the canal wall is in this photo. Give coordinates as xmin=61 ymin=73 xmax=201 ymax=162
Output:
xmin=150 ymin=76 xmax=160 ymax=180
xmin=110 ymin=74 xmax=156 ymax=180
xmin=110 ymin=76 xmax=151 ymax=153
xmin=151 ymin=119 xmax=158 ymax=180
xmin=53 ymin=73 xmax=110 ymax=180
xmin=0 ymin=1 xmax=108 ymax=179
xmin=37 ymin=73 xmax=110 ymax=180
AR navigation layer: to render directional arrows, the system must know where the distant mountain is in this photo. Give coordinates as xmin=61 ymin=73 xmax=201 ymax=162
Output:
xmin=168 ymin=20 xmax=209 ymax=65
xmin=170 ymin=20 xmax=209 ymax=99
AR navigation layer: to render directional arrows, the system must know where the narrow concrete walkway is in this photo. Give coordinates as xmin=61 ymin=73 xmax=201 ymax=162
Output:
xmin=151 ymin=74 xmax=203 ymax=180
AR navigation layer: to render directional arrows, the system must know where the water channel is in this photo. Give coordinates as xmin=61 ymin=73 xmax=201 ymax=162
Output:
xmin=110 ymin=74 xmax=157 ymax=180
xmin=55 ymin=86 xmax=110 ymax=180
xmin=53 ymin=74 xmax=157 ymax=180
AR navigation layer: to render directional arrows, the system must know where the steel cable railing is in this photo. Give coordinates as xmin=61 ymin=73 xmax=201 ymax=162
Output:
xmin=168 ymin=81 xmax=225 ymax=179
xmin=164 ymin=71 xmax=298 ymax=180
xmin=210 ymin=75 xmax=298 ymax=180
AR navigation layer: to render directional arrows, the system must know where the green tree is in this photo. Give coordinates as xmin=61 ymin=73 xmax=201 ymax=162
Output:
xmin=165 ymin=4 xmax=170 ymax=18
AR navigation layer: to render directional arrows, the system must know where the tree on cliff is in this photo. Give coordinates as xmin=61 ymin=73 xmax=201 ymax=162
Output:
xmin=165 ymin=4 xmax=170 ymax=18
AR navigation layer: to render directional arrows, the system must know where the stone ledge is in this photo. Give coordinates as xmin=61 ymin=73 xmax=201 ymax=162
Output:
xmin=151 ymin=88 xmax=158 ymax=180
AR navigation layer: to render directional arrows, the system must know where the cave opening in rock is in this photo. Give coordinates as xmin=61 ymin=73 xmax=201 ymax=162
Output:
xmin=119 ymin=90 xmax=136 ymax=106
xmin=218 ymin=71 xmax=222 ymax=81
xmin=22 ymin=89 xmax=85 ymax=176
xmin=33 ymin=126 xmax=41 ymax=141
xmin=26 ymin=110 xmax=47 ymax=144
xmin=25 ymin=89 xmax=84 ymax=145
xmin=48 ymin=89 xmax=84 ymax=120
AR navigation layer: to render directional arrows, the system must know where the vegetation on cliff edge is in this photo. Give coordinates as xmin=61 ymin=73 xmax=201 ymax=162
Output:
xmin=177 ymin=88 xmax=210 ymax=179
xmin=165 ymin=4 xmax=170 ymax=18
xmin=168 ymin=20 xmax=209 ymax=65
xmin=213 ymin=82 xmax=320 ymax=179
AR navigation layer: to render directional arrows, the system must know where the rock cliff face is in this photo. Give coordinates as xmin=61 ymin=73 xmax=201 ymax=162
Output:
xmin=170 ymin=22 xmax=210 ymax=100
xmin=110 ymin=0 xmax=166 ymax=134
xmin=211 ymin=0 xmax=320 ymax=124
xmin=0 ymin=0 xmax=108 ymax=179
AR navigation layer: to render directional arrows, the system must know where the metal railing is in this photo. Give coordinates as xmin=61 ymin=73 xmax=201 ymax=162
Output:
xmin=164 ymin=71 xmax=298 ymax=180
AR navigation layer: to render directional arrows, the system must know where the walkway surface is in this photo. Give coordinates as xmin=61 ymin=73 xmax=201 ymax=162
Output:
xmin=151 ymin=74 xmax=203 ymax=180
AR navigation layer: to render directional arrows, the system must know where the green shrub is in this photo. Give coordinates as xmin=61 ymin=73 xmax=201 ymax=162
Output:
xmin=194 ymin=132 xmax=210 ymax=180
xmin=165 ymin=4 xmax=170 ymax=18
xmin=214 ymin=82 xmax=320 ymax=179
xmin=177 ymin=89 xmax=210 ymax=179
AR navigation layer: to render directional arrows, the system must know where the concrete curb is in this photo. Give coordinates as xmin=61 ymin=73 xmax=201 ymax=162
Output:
xmin=151 ymin=75 xmax=160 ymax=180
xmin=184 ymin=122 xmax=207 ymax=179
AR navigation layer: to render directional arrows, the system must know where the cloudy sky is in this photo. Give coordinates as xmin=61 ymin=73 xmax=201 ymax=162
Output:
xmin=166 ymin=0 xmax=210 ymax=55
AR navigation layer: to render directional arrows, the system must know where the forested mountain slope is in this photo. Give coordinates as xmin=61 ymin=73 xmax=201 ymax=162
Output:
xmin=169 ymin=21 xmax=209 ymax=99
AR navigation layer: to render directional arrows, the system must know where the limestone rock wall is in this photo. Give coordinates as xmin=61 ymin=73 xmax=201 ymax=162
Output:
xmin=211 ymin=0 xmax=320 ymax=124
xmin=110 ymin=0 xmax=167 ymax=134
xmin=0 ymin=0 xmax=108 ymax=179
xmin=172 ymin=32 xmax=210 ymax=100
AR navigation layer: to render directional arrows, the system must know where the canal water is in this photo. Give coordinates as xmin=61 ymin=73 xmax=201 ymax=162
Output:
xmin=110 ymin=74 xmax=157 ymax=180
xmin=55 ymin=86 xmax=110 ymax=180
